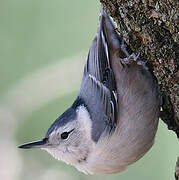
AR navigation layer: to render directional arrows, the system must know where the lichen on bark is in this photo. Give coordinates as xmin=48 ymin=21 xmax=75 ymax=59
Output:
xmin=100 ymin=0 xmax=179 ymax=137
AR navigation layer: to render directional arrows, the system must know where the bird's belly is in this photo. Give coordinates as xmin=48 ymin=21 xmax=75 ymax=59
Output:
xmin=85 ymin=113 xmax=158 ymax=174
xmin=84 ymin=134 xmax=155 ymax=174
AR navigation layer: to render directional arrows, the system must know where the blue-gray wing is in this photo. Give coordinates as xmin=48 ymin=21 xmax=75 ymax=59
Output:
xmin=78 ymin=9 xmax=118 ymax=142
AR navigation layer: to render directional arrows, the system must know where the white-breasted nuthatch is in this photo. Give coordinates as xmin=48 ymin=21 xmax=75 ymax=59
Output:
xmin=19 ymin=8 xmax=160 ymax=174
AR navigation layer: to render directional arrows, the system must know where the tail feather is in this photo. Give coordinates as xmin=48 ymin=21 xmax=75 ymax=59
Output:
xmin=98 ymin=7 xmax=122 ymax=51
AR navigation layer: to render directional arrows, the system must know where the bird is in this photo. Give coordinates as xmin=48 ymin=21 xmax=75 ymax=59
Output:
xmin=18 ymin=7 xmax=161 ymax=174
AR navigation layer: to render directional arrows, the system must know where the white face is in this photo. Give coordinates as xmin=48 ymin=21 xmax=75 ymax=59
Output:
xmin=42 ymin=106 xmax=94 ymax=169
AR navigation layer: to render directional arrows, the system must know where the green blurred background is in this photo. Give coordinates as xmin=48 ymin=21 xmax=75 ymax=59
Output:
xmin=0 ymin=0 xmax=178 ymax=180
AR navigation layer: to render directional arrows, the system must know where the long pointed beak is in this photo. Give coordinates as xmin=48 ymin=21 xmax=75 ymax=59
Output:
xmin=18 ymin=138 xmax=48 ymax=149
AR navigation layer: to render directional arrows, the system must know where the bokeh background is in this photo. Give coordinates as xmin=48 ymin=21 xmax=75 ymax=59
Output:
xmin=0 ymin=0 xmax=178 ymax=180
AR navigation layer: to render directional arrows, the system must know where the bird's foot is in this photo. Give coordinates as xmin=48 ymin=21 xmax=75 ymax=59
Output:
xmin=120 ymin=52 xmax=140 ymax=64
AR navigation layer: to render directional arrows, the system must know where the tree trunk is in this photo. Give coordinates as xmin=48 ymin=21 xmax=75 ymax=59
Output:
xmin=100 ymin=0 xmax=178 ymax=178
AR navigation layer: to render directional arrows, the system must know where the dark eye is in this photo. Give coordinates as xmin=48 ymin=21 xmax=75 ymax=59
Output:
xmin=61 ymin=132 xmax=69 ymax=139
xmin=60 ymin=129 xmax=74 ymax=140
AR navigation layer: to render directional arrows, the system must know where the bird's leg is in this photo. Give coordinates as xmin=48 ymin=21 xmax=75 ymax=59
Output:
xmin=137 ymin=60 xmax=149 ymax=70
xmin=119 ymin=39 xmax=149 ymax=70
xmin=120 ymin=39 xmax=140 ymax=63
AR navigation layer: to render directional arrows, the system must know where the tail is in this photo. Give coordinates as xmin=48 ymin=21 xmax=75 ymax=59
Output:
xmin=98 ymin=7 xmax=140 ymax=64
xmin=98 ymin=7 xmax=122 ymax=52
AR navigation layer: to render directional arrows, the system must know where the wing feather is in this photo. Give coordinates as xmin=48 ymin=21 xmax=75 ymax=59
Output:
xmin=78 ymin=11 xmax=118 ymax=141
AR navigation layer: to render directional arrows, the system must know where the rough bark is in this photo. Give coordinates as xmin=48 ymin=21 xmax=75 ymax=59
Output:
xmin=100 ymin=0 xmax=179 ymax=138
xmin=99 ymin=0 xmax=178 ymax=178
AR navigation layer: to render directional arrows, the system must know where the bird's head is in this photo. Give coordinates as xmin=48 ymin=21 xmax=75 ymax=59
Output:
xmin=19 ymin=103 xmax=95 ymax=170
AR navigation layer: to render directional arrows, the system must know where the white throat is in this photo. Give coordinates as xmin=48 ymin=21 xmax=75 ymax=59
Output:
xmin=43 ymin=106 xmax=96 ymax=174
